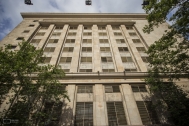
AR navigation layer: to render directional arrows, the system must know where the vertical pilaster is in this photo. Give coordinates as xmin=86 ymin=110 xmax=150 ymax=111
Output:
xmin=94 ymin=84 xmax=108 ymax=126
xmin=60 ymin=84 xmax=76 ymax=126
xmin=121 ymin=84 xmax=142 ymax=125
xmin=70 ymin=25 xmax=83 ymax=72
xmin=50 ymin=25 xmax=69 ymax=65
xmin=37 ymin=24 xmax=55 ymax=49
xmin=92 ymin=25 xmax=102 ymax=72
xmin=121 ymin=25 xmax=147 ymax=72
xmin=107 ymin=25 xmax=124 ymax=72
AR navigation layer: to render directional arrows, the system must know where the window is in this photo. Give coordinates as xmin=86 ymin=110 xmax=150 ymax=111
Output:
xmin=132 ymin=39 xmax=141 ymax=43
xmin=84 ymin=26 xmax=92 ymax=30
xmin=112 ymin=26 xmax=120 ymax=30
xmin=82 ymin=47 xmax=92 ymax=52
xmin=81 ymin=57 xmax=92 ymax=63
xmin=136 ymin=101 xmax=159 ymax=125
xmin=41 ymin=27 xmax=48 ymax=29
xmin=59 ymin=57 xmax=72 ymax=63
xmin=125 ymin=69 xmax=137 ymax=72
xmin=31 ymin=39 xmax=40 ymax=43
xmin=79 ymin=69 xmax=92 ymax=72
xmin=101 ymin=57 xmax=113 ymax=63
xmin=100 ymin=47 xmax=110 ymax=52
xmin=63 ymin=47 xmax=74 ymax=52
xmin=16 ymin=37 xmax=24 ymax=40
xmin=48 ymin=39 xmax=58 ymax=43
xmin=83 ymin=32 xmax=92 ymax=36
xmin=105 ymin=86 xmax=120 ymax=93
xmin=69 ymin=26 xmax=77 ymax=29
xmin=129 ymin=32 xmax=137 ymax=36
xmin=42 ymin=57 xmax=51 ymax=63
xmin=23 ymin=30 xmax=29 ymax=33
xmin=99 ymin=32 xmax=107 ymax=36
xmin=142 ymin=57 xmax=150 ymax=63
xmin=55 ymin=26 xmax=63 ymax=29
xmin=40 ymin=101 xmax=63 ymax=125
xmin=121 ymin=57 xmax=133 ymax=62
xmin=118 ymin=47 xmax=129 ymax=52
xmin=75 ymin=102 xmax=93 ymax=126
xmin=31 ymin=39 xmax=41 ymax=46
xmin=63 ymin=69 xmax=70 ymax=72
xmin=102 ymin=69 xmax=115 ymax=72
xmin=99 ymin=39 xmax=109 ymax=43
xmin=68 ymin=32 xmax=76 ymax=36
xmin=44 ymin=47 xmax=55 ymax=52
xmin=98 ymin=26 xmax=106 ymax=30
xmin=126 ymin=26 xmax=133 ymax=30
xmin=131 ymin=85 xmax=147 ymax=92
xmin=107 ymin=102 xmax=127 ymax=125
xmin=114 ymin=32 xmax=122 ymax=36
xmin=136 ymin=47 xmax=146 ymax=52
xmin=83 ymin=39 xmax=92 ymax=43
xmin=36 ymin=32 xmax=45 ymax=36
xmin=7 ymin=45 xmax=17 ymax=49
xmin=29 ymin=25 xmax=34 ymax=27
xmin=65 ymin=39 xmax=75 ymax=43
xmin=52 ymin=32 xmax=61 ymax=36
xmin=77 ymin=86 xmax=93 ymax=93
xmin=116 ymin=39 xmax=125 ymax=44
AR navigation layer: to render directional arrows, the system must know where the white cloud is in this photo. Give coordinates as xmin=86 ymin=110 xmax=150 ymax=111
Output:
xmin=0 ymin=0 xmax=144 ymax=40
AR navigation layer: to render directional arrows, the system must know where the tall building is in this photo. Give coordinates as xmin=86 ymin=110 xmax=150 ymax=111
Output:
xmin=0 ymin=13 xmax=188 ymax=126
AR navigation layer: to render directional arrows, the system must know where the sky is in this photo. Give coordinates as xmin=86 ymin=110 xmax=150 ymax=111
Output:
xmin=0 ymin=0 xmax=145 ymax=41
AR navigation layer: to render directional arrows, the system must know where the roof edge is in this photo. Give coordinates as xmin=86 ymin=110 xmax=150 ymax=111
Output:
xmin=21 ymin=13 xmax=147 ymax=19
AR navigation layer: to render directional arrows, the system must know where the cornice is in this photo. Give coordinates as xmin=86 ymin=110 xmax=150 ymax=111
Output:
xmin=21 ymin=13 xmax=147 ymax=19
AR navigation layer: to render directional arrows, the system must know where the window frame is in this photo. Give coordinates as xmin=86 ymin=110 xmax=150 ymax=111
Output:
xmin=63 ymin=47 xmax=74 ymax=52
xmin=105 ymin=85 xmax=120 ymax=93
xmin=118 ymin=47 xmax=129 ymax=52
xmin=59 ymin=57 xmax=72 ymax=63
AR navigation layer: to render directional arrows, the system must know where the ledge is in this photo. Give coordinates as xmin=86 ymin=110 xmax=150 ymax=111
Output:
xmin=21 ymin=13 xmax=147 ymax=19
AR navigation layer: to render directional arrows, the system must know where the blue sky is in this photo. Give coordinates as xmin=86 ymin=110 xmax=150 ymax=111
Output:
xmin=0 ymin=0 xmax=145 ymax=41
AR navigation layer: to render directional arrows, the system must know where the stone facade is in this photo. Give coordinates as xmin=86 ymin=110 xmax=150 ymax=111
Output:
xmin=0 ymin=13 xmax=188 ymax=126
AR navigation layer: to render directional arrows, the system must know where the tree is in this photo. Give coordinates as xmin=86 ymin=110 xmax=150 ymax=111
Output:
xmin=0 ymin=41 xmax=69 ymax=126
xmin=143 ymin=0 xmax=189 ymax=125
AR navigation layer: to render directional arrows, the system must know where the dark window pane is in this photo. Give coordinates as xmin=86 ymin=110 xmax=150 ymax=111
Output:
xmin=75 ymin=102 xmax=93 ymax=126
xmin=107 ymin=102 xmax=127 ymax=125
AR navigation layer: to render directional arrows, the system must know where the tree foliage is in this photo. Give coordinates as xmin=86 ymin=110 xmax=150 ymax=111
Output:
xmin=143 ymin=0 xmax=189 ymax=125
xmin=0 ymin=41 xmax=69 ymax=125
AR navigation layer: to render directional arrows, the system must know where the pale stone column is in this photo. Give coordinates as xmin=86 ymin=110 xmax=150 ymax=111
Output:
xmin=60 ymin=84 xmax=76 ymax=126
xmin=50 ymin=25 xmax=69 ymax=65
xmin=121 ymin=84 xmax=142 ymax=125
xmin=70 ymin=25 xmax=83 ymax=72
xmin=121 ymin=25 xmax=147 ymax=72
xmin=37 ymin=24 xmax=55 ymax=49
xmin=92 ymin=25 xmax=102 ymax=72
xmin=107 ymin=25 xmax=124 ymax=72
xmin=94 ymin=84 xmax=108 ymax=126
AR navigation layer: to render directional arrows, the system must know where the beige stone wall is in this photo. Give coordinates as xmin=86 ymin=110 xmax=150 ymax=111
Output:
xmin=0 ymin=19 xmax=40 ymax=48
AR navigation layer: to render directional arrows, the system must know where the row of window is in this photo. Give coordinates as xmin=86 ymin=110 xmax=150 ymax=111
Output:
xmin=77 ymin=85 xmax=147 ymax=93
xmin=28 ymin=38 xmax=142 ymax=45
xmin=44 ymin=47 xmax=132 ymax=53
xmin=58 ymin=56 xmax=134 ymax=64
xmin=41 ymin=66 xmax=137 ymax=73
xmin=73 ymin=101 xmax=159 ymax=126
xmin=25 ymin=24 xmax=134 ymax=34
xmin=34 ymin=30 xmax=136 ymax=37
xmin=36 ymin=100 xmax=158 ymax=126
